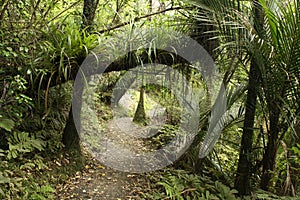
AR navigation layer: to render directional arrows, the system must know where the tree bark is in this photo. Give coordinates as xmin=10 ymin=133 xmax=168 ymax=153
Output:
xmin=62 ymin=64 xmax=85 ymax=150
xmin=62 ymin=105 xmax=81 ymax=150
xmin=82 ymin=0 xmax=99 ymax=29
xmin=234 ymin=60 xmax=258 ymax=195
xmin=259 ymin=61 xmax=290 ymax=190
xmin=260 ymin=109 xmax=280 ymax=190
xmin=234 ymin=0 xmax=263 ymax=195
xmin=62 ymin=0 xmax=99 ymax=150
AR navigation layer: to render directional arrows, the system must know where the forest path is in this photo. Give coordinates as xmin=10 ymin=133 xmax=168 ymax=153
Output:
xmin=55 ymin=92 xmax=167 ymax=199
xmin=55 ymin=157 xmax=149 ymax=200
xmin=55 ymin=117 xmax=158 ymax=200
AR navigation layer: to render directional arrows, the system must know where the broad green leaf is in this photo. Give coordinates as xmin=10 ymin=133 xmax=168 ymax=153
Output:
xmin=0 ymin=118 xmax=15 ymax=132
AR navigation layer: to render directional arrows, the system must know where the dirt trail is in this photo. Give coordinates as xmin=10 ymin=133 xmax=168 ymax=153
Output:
xmin=56 ymin=157 xmax=148 ymax=200
xmin=55 ymin=118 xmax=162 ymax=199
xmin=56 ymin=93 xmax=166 ymax=199
xmin=55 ymin=118 xmax=153 ymax=200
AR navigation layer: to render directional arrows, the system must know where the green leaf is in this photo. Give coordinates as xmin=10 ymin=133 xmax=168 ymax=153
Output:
xmin=0 ymin=187 xmax=4 ymax=196
xmin=0 ymin=173 xmax=10 ymax=184
xmin=6 ymin=47 xmax=12 ymax=52
xmin=0 ymin=117 xmax=15 ymax=132
xmin=0 ymin=149 xmax=5 ymax=157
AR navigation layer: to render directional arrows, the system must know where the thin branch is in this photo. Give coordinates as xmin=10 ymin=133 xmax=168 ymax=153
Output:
xmin=42 ymin=0 xmax=60 ymax=20
xmin=48 ymin=0 xmax=81 ymax=22
xmin=98 ymin=6 xmax=191 ymax=33
xmin=29 ymin=0 xmax=41 ymax=28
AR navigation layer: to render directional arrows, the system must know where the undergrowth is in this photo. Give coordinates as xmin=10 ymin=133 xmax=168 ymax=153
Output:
xmin=142 ymin=167 xmax=300 ymax=200
xmin=0 ymin=82 xmax=86 ymax=199
xmin=143 ymin=167 xmax=239 ymax=200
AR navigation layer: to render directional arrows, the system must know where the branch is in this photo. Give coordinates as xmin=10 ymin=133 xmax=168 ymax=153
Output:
xmin=48 ymin=0 xmax=81 ymax=23
xmin=34 ymin=49 xmax=189 ymax=91
xmin=98 ymin=6 xmax=190 ymax=33
xmin=32 ymin=6 xmax=192 ymax=90
xmin=29 ymin=0 xmax=41 ymax=28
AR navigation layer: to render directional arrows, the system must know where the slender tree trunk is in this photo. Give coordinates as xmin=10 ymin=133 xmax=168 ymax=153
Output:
xmin=62 ymin=0 xmax=99 ymax=150
xmin=260 ymin=97 xmax=282 ymax=190
xmin=62 ymin=105 xmax=81 ymax=150
xmin=234 ymin=0 xmax=263 ymax=195
xmin=82 ymin=0 xmax=99 ymax=29
xmin=62 ymin=69 xmax=85 ymax=150
xmin=260 ymin=26 xmax=290 ymax=190
xmin=133 ymin=87 xmax=147 ymax=125
xmin=234 ymin=61 xmax=258 ymax=195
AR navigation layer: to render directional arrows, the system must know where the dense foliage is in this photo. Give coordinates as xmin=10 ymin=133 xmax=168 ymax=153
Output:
xmin=0 ymin=0 xmax=299 ymax=199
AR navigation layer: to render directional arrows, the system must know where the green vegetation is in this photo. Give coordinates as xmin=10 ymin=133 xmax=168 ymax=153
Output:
xmin=0 ymin=0 xmax=299 ymax=199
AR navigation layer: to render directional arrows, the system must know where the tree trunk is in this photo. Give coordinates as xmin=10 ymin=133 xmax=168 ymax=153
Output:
xmin=82 ymin=0 xmax=99 ymax=29
xmin=62 ymin=105 xmax=81 ymax=150
xmin=133 ymin=87 xmax=147 ymax=125
xmin=260 ymin=101 xmax=281 ymax=190
xmin=62 ymin=0 xmax=99 ymax=150
xmin=62 ymin=70 xmax=85 ymax=150
xmin=234 ymin=0 xmax=263 ymax=195
xmin=234 ymin=61 xmax=258 ymax=195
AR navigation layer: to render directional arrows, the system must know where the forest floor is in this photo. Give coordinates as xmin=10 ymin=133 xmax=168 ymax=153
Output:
xmin=55 ymin=118 xmax=157 ymax=200
xmin=55 ymin=92 xmax=165 ymax=199
xmin=55 ymin=156 xmax=150 ymax=200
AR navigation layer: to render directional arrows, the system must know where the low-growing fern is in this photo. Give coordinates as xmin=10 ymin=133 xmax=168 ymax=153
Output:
xmin=145 ymin=168 xmax=242 ymax=200
xmin=7 ymin=132 xmax=45 ymax=159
